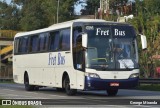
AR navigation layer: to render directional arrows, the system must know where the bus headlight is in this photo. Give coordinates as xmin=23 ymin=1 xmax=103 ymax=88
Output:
xmin=129 ymin=73 xmax=139 ymax=78
xmin=85 ymin=73 xmax=100 ymax=78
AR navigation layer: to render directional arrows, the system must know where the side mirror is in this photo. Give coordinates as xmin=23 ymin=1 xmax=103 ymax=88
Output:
xmin=140 ymin=34 xmax=147 ymax=49
xmin=82 ymin=33 xmax=88 ymax=48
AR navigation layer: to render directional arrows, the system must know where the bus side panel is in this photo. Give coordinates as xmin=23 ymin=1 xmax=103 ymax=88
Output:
xmin=27 ymin=68 xmax=42 ymax=85
xmin=26 ymin=53 xmax=55 ymax=87
xmin=55 ymin=67 xmax=77 ymax=89
xmin=76 ymin=70 xmax=85 ymax=90
xmin=13 ymin=65 xmax=25 ymax=84
xmin=13 ymin=55 xmax=29 ymax=84
xmin=43 ymin=68 xmax=55 ymax=87
xmin=14 ymin=53 xmax=57 ymax=87
xmin=55 ymin=52 xmax=77 ymax=89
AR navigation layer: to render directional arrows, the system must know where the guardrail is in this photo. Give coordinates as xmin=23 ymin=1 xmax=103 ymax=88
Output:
xmin=139 ymin=78 xmax=160 ymax=84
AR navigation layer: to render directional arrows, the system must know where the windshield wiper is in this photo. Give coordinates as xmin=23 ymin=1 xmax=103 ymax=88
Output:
xmin=90 ymin=64 xmax=109 ymax=71
xmin=119 ymin=59 xmax=130 ymax=70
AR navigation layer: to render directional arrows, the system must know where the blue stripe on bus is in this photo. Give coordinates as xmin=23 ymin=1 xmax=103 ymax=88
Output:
xmin=84 ymin=76 xmax=139 ymax=90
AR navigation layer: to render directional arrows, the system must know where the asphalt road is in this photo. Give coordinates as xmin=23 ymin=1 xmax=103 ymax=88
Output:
xmin=0 ymin=83 xmax=160 ymax=107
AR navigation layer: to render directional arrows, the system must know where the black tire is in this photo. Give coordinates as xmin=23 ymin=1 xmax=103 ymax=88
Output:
xmin=34 ymin=86 xmax=39 ymax=91
xmin=63 ymin=76 xmax=77 ymax=96
xmin=56 ymin=88 xmax=65 ymax=92
xmin=106 ymin=89 xmax=118 ymax=96
xmin=24 ymin=74 xmax=35 ymax=91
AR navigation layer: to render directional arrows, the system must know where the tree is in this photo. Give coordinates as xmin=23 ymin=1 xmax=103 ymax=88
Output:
xmin=11 ymin=0 xmax=79 ymax=31
xmin=129 ymin=0 xmax=160 ymax=78
xmin=57 ymin=0 xmax=78 ymax=22
xmin=0 ymin=0 xmax=20 ymax=30
xmin=81 ymin=0 xmax=99 ymax=15
xmin=18 ymin=0 xmax=47 ymax=31
xmin=143 ymin=0 xmax=160 ymax=15
xmin=41 ymin=0 xmax=57 ymax=25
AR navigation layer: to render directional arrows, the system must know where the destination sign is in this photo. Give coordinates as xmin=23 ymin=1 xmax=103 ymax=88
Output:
xmin=96 ymin=28 xmax=125 ymax=36
xmin=85 ymin=25 xmax=136 ymax=38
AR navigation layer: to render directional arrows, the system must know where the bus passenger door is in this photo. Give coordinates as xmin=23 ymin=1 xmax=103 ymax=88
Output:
xmin=74 ymin=35 xmax=85 ymax=89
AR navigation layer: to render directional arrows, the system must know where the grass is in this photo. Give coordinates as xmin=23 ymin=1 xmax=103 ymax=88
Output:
xmin=137 ymin=84 xmax=160 ymax=91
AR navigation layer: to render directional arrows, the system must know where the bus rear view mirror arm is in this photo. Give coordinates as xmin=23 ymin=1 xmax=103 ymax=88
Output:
xmin=82 ymin=33 xmax=88 ymax=48
xmin=139 ymin=34 xmax=147 ymax=49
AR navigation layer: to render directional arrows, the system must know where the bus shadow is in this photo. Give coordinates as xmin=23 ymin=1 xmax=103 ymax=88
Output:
xmin=38 ymin=87 xmax=160 ymax=98
xmin=38 ymin=87 xmax=109 ymax=97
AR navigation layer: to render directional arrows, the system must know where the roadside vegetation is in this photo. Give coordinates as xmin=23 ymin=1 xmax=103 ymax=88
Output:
xmin=137 ymin=84 xmax=160 ymax=91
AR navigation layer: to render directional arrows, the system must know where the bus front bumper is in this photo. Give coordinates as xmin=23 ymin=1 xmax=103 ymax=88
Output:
xmin=84 ymin=76 xmax=139 ymax=90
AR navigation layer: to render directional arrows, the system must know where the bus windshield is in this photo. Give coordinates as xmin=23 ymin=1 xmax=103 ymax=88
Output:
xmin=85 ymin=25 xmax=138 ymax=70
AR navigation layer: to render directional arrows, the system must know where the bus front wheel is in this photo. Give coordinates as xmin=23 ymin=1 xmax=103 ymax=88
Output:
xmin=106 ymin=89 xmax=118 ymax=96
xmin=63 ymin=76 xmax=77 ymax=96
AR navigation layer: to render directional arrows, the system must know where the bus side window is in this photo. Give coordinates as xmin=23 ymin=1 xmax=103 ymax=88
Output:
xmin=45 ymin=33 xmax=49 ymax=51
xmin=49 ymin=31 xmax=60 ymax=51
xmin=18 ymin=37 xmax=28 ymax=54
xmin=76 ymin=36 xmax=83 ymax=63
xmin=18 ymin=37 xmax=22 ymax=53
xmin=20 ymin=37 xmax=28 ymax=53
xmin=14 ymin=38 xmax=20 ymax=54
xmin=60 ymin=28 xmax=70 ymax=51
xmin=75 ymin=35 xmax=84 ymax=71
xmin=73 ymin=26 xmax=82 ymax=70
xmin=73 ymin=26 xmax=82 ymax=47
xmin=39 ymin=33 xmax=49 ymax=52
xmin=29 ymin=35 xmax=39 ymax=52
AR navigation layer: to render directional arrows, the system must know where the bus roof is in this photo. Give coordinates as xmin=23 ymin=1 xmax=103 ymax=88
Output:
xmin=14 ymin=19 xmax=129 ymax=38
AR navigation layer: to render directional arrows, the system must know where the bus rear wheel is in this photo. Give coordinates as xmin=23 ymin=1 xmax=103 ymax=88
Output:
xmin=106 ymin=89 xmax=118 ymax=96
xmin=24 ymin=74 xmax=35 ymax=91
xmin=63 ymin=76 xmax=77 ymax=96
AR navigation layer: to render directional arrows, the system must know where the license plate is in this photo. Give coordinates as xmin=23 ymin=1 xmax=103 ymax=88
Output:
xmin=110 ymin=83 xmax=119 ymax=87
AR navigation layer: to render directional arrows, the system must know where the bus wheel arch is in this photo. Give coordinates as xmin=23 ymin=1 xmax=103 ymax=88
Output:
xmin=24 ymin=71 xmax=35 ymax=91
xmin=24 ymin=71 xmax=29 ymax=84
xmin=62 ymin=71 xmax=77 ymax=96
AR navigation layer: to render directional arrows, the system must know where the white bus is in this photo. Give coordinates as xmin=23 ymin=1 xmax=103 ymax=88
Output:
xmin=13 ymin=19 xmax=147 ymax=96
